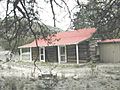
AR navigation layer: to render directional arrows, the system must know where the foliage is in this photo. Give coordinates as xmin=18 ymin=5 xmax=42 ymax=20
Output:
xmin=0 ymin=1 xmax=48 ymax=52
xmin=73 ymin=0 xmax=120 ymax=39
xmin=0 ymin=0 xmax=65 ymax=52
xmin=0 ymin=17 xmax=61 ymax=51
xmin=73 ymin=3 xmax=94 ymax=29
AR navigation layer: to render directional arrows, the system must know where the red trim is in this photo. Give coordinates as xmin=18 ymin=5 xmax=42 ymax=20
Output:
xmin=98 ymin=39 xmax=120 ymax=43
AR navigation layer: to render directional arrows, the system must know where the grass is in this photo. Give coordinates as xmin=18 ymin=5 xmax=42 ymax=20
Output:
xmin=0 ymin=59 xmax=90 ymax=73
xmin=6 ymin=60 xmax=85 ymax=69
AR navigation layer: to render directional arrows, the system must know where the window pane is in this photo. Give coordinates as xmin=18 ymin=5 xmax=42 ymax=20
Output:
xmin=60 ymin=46 xmax=65 ymax=55
xmin=41 ymin=48 xmax=43 ymax=54
xmin=41 ymin=55 xmax=44 ymax=60
xmin=22 ymin=48 xmax=30 ymax=53
xmin=61 ymin=56 xmax=65 ymax=61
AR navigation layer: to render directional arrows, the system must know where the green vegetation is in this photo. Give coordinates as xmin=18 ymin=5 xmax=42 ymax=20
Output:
xmin=73 ymin=0 xmax=120 ymax=39
xmin=0 ymin=18 xmax=62 ymax=51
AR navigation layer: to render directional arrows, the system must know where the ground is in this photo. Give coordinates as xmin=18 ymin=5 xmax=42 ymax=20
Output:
xmin=0 ymin=61 xmax=120 ymax=90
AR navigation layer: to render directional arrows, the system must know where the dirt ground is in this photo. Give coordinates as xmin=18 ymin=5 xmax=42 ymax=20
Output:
xmin=0 ymin=61 xmax=120 ymax=90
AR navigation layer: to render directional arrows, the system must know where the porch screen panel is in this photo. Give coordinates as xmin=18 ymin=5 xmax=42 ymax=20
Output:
xmin=22 ymin=48 xmax=30 ymax=60
xmin=32 ymin=47 xmax=39 ymax=60
xmin=66 ymin=45 xmax=76 ymax=63
xmin=45 ymin=46 xmax=58 ymax=62
xmin=60 ymin=46 xmax=66 ymax=62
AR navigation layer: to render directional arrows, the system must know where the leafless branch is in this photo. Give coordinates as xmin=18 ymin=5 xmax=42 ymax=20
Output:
xmin=53 ymin=0 xmax=63 ymax=8
xmin=50 ymin=0 xmax=56 ymax=27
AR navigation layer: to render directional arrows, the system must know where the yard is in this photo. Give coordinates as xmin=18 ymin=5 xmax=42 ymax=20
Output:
xmin=0 ymin=60 xmax=120 ymax=90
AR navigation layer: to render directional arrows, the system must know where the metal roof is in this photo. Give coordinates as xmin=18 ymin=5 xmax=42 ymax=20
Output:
xmin=18 ymin=28 xmax=96 ymax=48
xmin=98 ymin=39 xmax=120 ymax=43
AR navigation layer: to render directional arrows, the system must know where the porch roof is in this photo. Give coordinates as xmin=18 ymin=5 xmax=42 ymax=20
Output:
xmin=18 ymin=28 xmax=96 ymax=48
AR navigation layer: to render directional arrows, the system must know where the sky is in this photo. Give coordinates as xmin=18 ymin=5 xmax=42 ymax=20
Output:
xmin=0 ymin=0 xmax=88 ymax=30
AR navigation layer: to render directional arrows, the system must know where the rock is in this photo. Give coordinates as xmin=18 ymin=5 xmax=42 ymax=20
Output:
xmin=72 ymin=75 xmax=79 ymax=80
xmin=111 ymin=75 xmax=120 ymax=80
xmin=0 ymin=65 xmax=4 ymax=70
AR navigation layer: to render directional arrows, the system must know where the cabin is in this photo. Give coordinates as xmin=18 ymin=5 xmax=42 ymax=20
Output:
xmin=98 ymin=39 xmax=120 ymax=63
xmin=18 ymin=28 xmax=96 ymax=64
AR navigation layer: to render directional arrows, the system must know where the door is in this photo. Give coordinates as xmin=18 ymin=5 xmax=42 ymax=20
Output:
xmin=39 ymin=47 xmax=45 ymax=62
xmin=60 ymin=46 xmax=67 ymax=62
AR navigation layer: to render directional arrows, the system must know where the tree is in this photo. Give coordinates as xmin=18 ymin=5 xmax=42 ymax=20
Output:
xmin=0 ymin=0 xmax=70 ymax=52
xmin=73 ymin=3 xmax=94 ymax=29
xmin=73 ymin=0 xmax=120 ymax=39
xmin=0 ymin=17 xmax=61 ymax=51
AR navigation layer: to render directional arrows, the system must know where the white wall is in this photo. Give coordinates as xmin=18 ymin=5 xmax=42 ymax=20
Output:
xmin=99 ymin=43 xmax=120 ymax=63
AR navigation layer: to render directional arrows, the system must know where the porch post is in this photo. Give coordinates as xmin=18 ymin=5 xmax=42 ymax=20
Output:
xmin=43 ymin=47 xmax=45 ymax=62
xmin=76 ymin=44 xmax=79 ymax=64
xmin=30 ymin=47 xmax=32 ymax=61
xmin=20 ymin=48 xmax=22 ymax=60
xmin=65 ymin=45 xmax=67 ymax=63
xmin=57 ymin=46 xmax=61 ymax=64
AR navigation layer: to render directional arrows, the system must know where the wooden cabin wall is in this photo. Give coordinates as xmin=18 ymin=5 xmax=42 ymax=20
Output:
xmin=78 ymin=41 xmax=89 ymax=62
xmin=89 ymin=39 xmax=97 ymax=59
xmin=31 ymin=40 xmax=96 ymax=63
xmin=32 ymin=47 xmax=39 ymax=61
xmin=45 ymin=46 xmax=58 ymax=62
xmin=66 ymin=45 xmax=76 ymax=63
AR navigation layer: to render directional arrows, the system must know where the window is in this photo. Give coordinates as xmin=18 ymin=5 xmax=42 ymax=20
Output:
xmin=40 ymin=47 xmax=45 ymax=62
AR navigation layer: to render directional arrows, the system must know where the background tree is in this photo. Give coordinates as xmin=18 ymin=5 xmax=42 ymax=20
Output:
xmin=74 ymin=0 xmax=120 ymax=39
xmin=0 ymin=17 xmax=61 ymax=51
xmin=0 ymin=0 xmax=69 ymax=52
xmin=73 ymin=3 xmax=94 ymax=29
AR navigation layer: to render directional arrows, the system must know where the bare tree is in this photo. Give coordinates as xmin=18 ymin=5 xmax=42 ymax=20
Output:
xmin=0 ymin=0 xmax=73 ymax=73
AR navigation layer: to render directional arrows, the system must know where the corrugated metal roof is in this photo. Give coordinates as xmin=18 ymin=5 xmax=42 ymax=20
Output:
xmin=18 ymin=28 xmax=96 ymax=48
xmin=98 ymin=39 xmax=120 ymax=43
